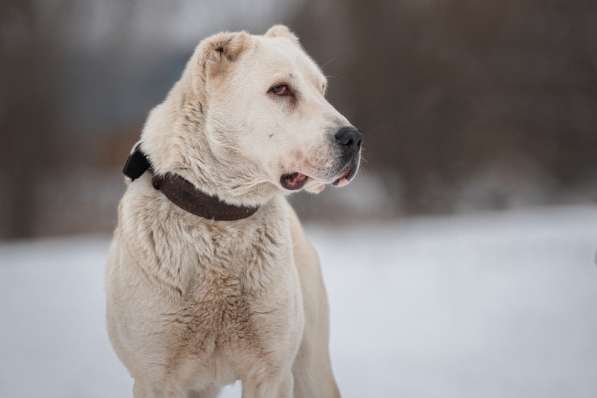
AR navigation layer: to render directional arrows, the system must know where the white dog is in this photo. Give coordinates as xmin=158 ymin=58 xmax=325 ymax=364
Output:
xmin=106 ymin=25 xmax=362 ymax=398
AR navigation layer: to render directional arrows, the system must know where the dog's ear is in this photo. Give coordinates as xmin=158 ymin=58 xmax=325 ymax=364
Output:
xmin=191 ymin=31 xmax=252 ymax=94
xmin=265 ymin=24 xmax=299 ymax=44
xmin=203 ymin=31 xmax=252 ymax=74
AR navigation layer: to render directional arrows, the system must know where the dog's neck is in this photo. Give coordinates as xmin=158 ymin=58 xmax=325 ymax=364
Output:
xmin=123 ymin=147 xmax=261 ymax=221
xmin=140 ymin=75 xmax=281 ymax=209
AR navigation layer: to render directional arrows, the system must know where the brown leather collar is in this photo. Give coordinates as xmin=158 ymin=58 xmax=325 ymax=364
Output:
xmin=123 ymin=143 xmax=259 ymax=221
xmin=151 ymin=173 xmax=259 ymax=221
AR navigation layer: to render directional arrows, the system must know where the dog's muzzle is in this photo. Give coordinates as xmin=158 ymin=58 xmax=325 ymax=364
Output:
xmin=330 ymin=126 xmax=362 ymax=187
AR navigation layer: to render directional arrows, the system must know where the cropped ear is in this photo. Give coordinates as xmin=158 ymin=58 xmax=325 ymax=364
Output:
xmin=190 ymin=31 xmax=252 ymax=94
xmin=265 ymin=24 xmax=299 ymax=43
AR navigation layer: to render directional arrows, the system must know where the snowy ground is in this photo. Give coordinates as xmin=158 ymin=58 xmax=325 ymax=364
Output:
xmin=1 ymin=206 xmax=597 ymax=397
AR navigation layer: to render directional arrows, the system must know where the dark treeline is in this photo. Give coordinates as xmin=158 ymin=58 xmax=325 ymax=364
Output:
xmin=1 ymin=0 xmax=596 ymax=238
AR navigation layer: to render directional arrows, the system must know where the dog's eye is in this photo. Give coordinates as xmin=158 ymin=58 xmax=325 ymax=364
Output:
xmin=268 ymin=83 xmax=291 ymax=97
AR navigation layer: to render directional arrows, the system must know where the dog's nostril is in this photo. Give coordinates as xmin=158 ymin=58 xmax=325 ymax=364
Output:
xmin=335 ymin=126 xmax=362 ymax=148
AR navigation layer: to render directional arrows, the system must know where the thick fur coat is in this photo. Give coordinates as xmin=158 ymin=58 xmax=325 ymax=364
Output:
xmin=106 ymin=25 xmax=361 ymax=398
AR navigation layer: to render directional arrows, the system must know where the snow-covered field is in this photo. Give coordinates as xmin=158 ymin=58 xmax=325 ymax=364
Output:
xmin=1 ymin=206 xmax=596 ymax=397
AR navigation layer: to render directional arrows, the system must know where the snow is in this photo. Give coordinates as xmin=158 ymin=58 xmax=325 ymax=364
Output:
xmin=1 ymin=206 xmax=596 ymax=397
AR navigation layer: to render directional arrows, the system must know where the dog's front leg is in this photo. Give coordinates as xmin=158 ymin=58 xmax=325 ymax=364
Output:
xmin=133 ymin=380 xmax=189 ymax=398
xmin=242 ymin=371 xmax=294 ymax=398
xmin=133 ymin=381 xmax=163 ymax=398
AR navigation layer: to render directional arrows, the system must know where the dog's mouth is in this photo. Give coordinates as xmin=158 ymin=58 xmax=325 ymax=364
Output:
xmin=331 ymin=166 xmax=354 ymax=188
xmin=280 ymin=164 xmax=357 ymax=191
xmin=280 ymin=172 xmax=309 ymax=190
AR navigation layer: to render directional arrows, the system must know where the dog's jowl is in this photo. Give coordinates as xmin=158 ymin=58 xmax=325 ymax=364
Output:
xmin=106 ymin=25 xmax=362 ymax=398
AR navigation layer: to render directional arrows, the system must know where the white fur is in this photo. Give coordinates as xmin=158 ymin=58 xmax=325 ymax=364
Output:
xmin=106 ymin=25 xmax=357 ymax=398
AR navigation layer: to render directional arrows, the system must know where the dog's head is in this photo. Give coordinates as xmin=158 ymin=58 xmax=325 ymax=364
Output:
xmin=144 ymin=25 xmax=362 ymax=203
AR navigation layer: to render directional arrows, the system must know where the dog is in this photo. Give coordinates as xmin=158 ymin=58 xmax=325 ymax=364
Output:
xmin=106 ymin=25 xmax=362 ymax=398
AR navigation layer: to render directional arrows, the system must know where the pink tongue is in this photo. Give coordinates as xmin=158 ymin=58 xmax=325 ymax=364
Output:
xmin=289 ymin=173 xmax=307 ymax=187
xmin=335 ymin=177 xmax=350 ymax=187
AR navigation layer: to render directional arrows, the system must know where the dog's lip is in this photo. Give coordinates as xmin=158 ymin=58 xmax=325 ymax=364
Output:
xmin=280 ymin=170 xmax=333 ymax=190
xmin=332 ymin=166 xmax=355 ymax=187
xmin=280 ymin=172 xmax=309 ymax=190
xmin=281 ymin=161 xmax=357 ymax=190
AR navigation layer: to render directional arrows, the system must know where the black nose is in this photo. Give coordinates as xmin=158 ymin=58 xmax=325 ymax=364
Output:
xmin=334 ymin=126 xmax=362 ymax=150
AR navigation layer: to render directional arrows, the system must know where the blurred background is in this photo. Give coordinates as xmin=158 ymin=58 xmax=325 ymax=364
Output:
xmin=1 ymin=1 xmax=596 ymax=397
xmin=2 ymin=0 xmax=597 ymax=238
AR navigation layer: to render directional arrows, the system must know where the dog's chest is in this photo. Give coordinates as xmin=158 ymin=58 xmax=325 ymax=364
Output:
xmin=166 ymin=215 xmax=301 ymax=357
